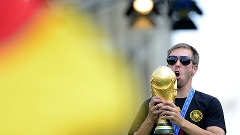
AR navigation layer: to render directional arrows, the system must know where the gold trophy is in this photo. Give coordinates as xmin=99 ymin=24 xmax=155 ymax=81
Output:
xmin=150 ymin=66 xmax=177 ymax=134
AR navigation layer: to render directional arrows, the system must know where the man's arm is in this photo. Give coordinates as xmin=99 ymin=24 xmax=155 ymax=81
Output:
xmin=133 ymin=116 xmax=156 ymax=135
xmin=158 ymin=101 xmax=225 ymax=135
xmin=131 ymin=96 xmax=163 ymax=135
xmin=179 ymin=118 xmax=225 ymax=135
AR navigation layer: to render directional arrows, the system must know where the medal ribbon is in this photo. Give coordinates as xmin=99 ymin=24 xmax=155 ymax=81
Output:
xmin=172 ymin=87 xmax=195 ymax=135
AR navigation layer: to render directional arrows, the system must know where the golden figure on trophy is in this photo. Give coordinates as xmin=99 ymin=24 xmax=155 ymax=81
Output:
xmin=150 ymin=66 xmax=177 ymax=134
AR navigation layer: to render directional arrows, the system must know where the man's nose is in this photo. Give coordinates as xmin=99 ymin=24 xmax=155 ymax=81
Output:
xmin=175 ymin=59 xmax=181 ymax=65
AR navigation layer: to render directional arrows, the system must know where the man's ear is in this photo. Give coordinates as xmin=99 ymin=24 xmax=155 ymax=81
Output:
xmin=192 ymin=64 xmax=198 ymax=76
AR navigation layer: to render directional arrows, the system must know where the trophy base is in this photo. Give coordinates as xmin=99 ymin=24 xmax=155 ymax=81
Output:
xmin=154 ymin=123 xmax=175 ymax=135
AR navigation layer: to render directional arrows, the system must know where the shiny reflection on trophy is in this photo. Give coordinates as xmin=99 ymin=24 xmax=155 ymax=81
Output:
xmin=150 ymin=66 xmax=177 ymax=134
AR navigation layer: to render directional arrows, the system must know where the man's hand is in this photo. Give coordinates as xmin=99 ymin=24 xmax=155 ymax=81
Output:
xmin=157 ymin=100 xmax=184 ymax=127
xmin=147 ymin=96 xmax=163 ymax=122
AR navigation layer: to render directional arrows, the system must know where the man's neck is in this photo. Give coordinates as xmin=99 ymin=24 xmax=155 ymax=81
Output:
xmin=176 ymin=85 xmax=192 ymax=98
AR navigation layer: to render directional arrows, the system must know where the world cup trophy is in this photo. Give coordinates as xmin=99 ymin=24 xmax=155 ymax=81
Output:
xmin=150 ymin=66 xmax=177 ymax=134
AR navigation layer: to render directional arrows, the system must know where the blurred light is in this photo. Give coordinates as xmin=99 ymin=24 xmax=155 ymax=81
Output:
xmin=133 ymin=0 xmax=154 ymax=15
xmin=131 ymin=15 xmax=154 ymax=29
xmin=169 ymin=0 xmax=203 ymax=30
xmin=125 ymin=0 xmax=162 ymax=29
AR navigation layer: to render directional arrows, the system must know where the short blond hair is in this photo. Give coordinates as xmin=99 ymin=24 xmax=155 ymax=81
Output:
xmin=167 ymin=43 xmax=199 ymax=65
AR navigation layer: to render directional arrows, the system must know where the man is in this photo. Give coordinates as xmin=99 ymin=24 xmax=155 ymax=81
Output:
xmin=128 ymin=43 xmax=226 ymax=135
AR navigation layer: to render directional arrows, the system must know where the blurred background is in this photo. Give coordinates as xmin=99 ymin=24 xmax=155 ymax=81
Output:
xmin=0 ymin=0 xmax=239 ymax=134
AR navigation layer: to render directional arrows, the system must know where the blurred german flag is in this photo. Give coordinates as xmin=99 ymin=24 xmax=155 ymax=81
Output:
xmin=0 ymin=1 xmax=142 ymax=135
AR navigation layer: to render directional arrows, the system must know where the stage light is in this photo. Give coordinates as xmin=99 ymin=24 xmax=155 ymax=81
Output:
xmin=125 ymin=0 xmax=162 ymax=29
xmin=133 ymin=0 xmax=154 ymax=15
xmin=131 ymin=15 xmax=154 ymax=29
xmin=172 ymin=17 xmax=197 ymax=30
xmin=168 ymin=0 xmax=203 ymax=30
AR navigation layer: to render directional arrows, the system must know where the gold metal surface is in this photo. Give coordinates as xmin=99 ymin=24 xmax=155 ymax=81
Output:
xmin=150 ymin=66 xmax=177 ymax=102
xmin=155 ymin=126 xmax=174 ymax=130
xmin=150 ymin=66 xmax=177 ymax=134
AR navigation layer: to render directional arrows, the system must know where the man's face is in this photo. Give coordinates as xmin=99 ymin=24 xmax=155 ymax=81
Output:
xmin=167 ymin=48 xmax=197 ymax=88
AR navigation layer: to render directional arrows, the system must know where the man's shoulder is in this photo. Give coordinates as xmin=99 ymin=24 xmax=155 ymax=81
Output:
xmin=139 ymin=98 xmax=152 ymax=109
xmin=143 ymin=98 xmax=151 ymax=104
xmin=194 ymin=90 xmax=221 ymax=104
xmin=194 ymin=90 xmax=216 ymax=99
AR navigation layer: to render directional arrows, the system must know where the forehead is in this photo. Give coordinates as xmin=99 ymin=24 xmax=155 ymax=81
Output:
xmin=169 ymin=48 xmax=192 ymax=57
